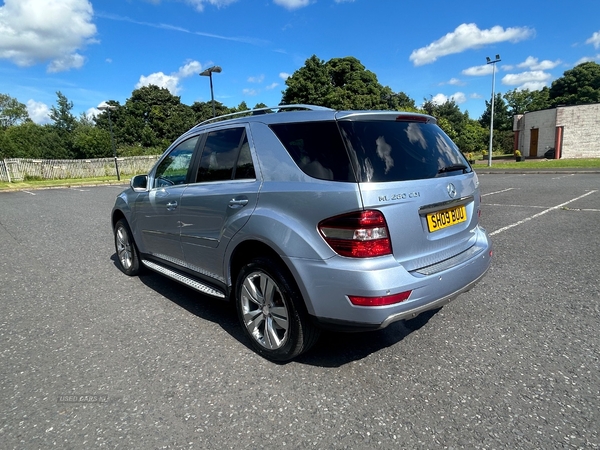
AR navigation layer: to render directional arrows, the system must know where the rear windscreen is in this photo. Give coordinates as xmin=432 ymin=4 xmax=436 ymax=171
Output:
xmin=270 ymin=119 xmax=470 ymax=183
xmin=339 ymin=120 xmax=471 ymax=182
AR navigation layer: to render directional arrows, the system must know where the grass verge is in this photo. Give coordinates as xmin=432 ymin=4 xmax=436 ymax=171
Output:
xmin=473 ymin=158 xmax=600 ymax=170
xmin=0 ymin=176 xmax=125 ymax=191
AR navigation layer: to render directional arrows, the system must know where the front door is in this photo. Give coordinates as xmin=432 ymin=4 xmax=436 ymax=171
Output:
xmin=135 ymin=136 xmax=198 ymax=265
xmin=529 ymin=128 xmax=539 ymax=158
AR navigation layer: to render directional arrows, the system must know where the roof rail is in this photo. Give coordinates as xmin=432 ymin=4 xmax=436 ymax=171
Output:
xmin=193 ymin=104 xmax=334 ymax=128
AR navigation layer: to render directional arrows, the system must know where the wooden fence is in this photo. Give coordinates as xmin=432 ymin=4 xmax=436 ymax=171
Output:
xmin=0 ymin=156 xmax=160 ymax=182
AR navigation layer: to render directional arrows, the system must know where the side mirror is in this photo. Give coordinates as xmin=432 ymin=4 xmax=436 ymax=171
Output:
xmin=131 ymin=174 xmax=148 ymax=192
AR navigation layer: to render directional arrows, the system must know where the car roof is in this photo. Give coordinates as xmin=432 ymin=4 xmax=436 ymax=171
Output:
xmin=188 ymin=104 xmax=436 ymax=132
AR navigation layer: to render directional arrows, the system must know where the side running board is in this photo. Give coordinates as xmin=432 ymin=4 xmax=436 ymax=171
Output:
xmin=142 ymin=259 xmax=226 ymax=299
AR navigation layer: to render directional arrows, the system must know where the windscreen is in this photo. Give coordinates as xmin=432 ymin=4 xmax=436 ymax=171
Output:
xmin=338 ymin=120 xmax=471 ymax=182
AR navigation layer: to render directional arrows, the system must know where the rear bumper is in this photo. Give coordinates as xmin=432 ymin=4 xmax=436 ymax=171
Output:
xmin=285 ymin=226 xmax=492 ymax=331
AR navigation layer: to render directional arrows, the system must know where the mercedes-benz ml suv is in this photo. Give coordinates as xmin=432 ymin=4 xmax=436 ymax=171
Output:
xmin=112 ymin=105 xmax=492 ymax=361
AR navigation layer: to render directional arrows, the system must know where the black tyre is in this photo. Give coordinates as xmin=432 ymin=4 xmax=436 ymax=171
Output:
xmin=235 ymin=257 xmax=320 ymax=361
xmin=114 ymin=218 xmax=142 ymax=276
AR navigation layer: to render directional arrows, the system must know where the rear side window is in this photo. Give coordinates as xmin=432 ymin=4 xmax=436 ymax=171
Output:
xmin=196 ymin=127 xmax=255 ymax=182
xmin=269 ymin=121 xmax=355 ymax=182
xmin=338 ymin=121 xmax=471 ymax=182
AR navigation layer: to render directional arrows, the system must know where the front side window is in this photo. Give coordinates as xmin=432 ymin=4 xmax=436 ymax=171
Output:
xmin=338 ymin=120 xmax=471 ymax=182
xmin=196 ymin=127 xmax=255 ymax=182
xmin=153 ymin=136 xmax=198 ymax=188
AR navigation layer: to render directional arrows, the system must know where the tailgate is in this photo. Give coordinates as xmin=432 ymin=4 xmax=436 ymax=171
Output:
xmin=358 ymin=174 xmax=480 ymax=272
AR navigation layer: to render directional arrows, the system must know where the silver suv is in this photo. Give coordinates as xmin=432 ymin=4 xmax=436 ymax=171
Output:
xmin=112 ymin=105 xmax=492 ymax=361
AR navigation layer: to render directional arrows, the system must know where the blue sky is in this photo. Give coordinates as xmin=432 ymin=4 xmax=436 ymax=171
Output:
xmin=1 ymin=0 xmax=599 ymax=124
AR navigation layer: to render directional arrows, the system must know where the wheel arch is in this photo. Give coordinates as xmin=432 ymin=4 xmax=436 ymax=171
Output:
xmin=227 ymin=240 xmax=313 ymax=317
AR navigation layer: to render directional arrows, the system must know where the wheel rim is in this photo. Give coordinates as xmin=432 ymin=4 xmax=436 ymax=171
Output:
xmin=240 ymin=271 xmax=290 ymax=350
xmin=116 ymin=225 xmax=133 ymax=270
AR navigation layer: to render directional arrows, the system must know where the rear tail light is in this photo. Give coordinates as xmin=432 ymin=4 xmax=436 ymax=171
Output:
xmin=318 ymin=210 xmax=392 ymax=258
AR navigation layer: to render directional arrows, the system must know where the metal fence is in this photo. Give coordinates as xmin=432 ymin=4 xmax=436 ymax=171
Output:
xmin=0 ymin=156 xmax=160 ymax=182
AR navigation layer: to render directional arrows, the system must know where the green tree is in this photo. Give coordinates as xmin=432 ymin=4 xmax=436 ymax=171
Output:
xmin=0 ymin=93 xmax=30 ymax=128
xmin=191 ymin=100 xmax=232 ymax=123
xmin=49 ymin=91 xmax=77 ymax=133
xmin=281 ymin=55 xmax=413 ymax=110
xmin=454 ymin=120 xmax=488 ymax=154
xmin=281 ymin=55 xmax=332 ymax=106
xmin=504 ymin=87 xmax=551 ymax=114
xmin=381 ymin=88 xmax=417 ymax=111
xmin=322 ymin=57 xmax=386 ymax=109
xmin=479 ymin=93 xmax=512 ymax=132
xmin=1 ymin=122 xmax=68 ymax=159
xmin=549 ymin=61 xmax=600 ymax=106
xmin=72 ymin=125 xmax=113 ymax=158
xmin=96 ymin=86 xmax=196 ymax=151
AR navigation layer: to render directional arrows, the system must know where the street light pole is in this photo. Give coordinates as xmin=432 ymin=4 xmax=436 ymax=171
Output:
xmin=486 ymin=55 xmax=501 ymax=167
xmin=199 ymin=66 xmax=222 ymax=118
xmin=97 ymin=102 xmax=120 ymax=181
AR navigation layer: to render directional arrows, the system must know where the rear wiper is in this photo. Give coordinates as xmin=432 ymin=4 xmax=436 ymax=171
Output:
xmin=438 ymin=164 xmax=468 ymax=174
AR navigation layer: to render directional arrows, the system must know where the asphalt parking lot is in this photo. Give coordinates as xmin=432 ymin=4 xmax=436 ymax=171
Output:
xmin=1 ymin=173 xmax=598 ymax=449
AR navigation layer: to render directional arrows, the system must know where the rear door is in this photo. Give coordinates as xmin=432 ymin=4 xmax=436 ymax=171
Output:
xmin=337 ymin=115 xmax=480 ymax=271
xmin=179 ymin=126 xmax=260 ymax=282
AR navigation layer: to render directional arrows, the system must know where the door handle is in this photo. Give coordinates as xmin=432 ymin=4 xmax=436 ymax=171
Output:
xmin=166 ymin=201 xmax=178 ymax=211
xmin=228 ymin=197 xmax=249 ymax=209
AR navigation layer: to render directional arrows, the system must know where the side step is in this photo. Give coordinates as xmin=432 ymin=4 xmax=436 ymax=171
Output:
xmin=142 ymin=259 xmax=226 ymax=299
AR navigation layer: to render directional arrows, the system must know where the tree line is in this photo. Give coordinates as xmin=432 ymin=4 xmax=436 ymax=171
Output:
xmin=1 ymin=58 xmax=598 ymax=160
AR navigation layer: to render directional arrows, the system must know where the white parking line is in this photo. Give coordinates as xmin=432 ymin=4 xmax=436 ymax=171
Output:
xmin=482 ymin=188 xmax=515 ymax=197
xmin=489 ymin=190 xmax=598 ymax=236
xmin=22 ymin=190 xmax=36 ymax=196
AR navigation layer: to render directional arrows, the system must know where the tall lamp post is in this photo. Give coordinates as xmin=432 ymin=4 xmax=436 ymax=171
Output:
xmin=199 ymin=66 xmax=222 ymax=118
xmin=486 ymin=55 xmax=501 ymax=167
xmin=97 ymin=102 xmax=120 ymax=181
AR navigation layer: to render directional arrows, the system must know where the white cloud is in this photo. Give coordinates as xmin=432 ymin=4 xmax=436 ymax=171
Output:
xmin=26 ymin=100 xmax=51 ymax=124
xmin=273 ymin=0 xmax=312 ymax=10
xmin=586 ymin=31 xmax=600 ymax=49
xmin=451 ymin=92 xmax=467 ymax=104
xmin=248 ymin=75 xmax=265 ymax=83
xmin=183 ymin=0 xmax=238 ymax=12
xmin=0 ymin=0 xmax=97 ymax=72
xmin=462 ymin=65 xmax=494 ymax=76
xmin=85 ymin=107 xmax=100 ymax=120
xmin=429 ymin=92 xmax=466 ymax=105
xmin=440 ymin=78 xmax=465 ymax=86
xmin=242 ymin=88 xmax=258 ymax=96
xmin=48 ymin=54 xmax=86 ymax=73
xmin=279 ymin=72 xmax=291 ymax=80
xmin=136 ymin=60 xmax=203 ymax=94
xmin=517 ymin=56 xmax=561 ymax=70
xmin=575 ymin=54 xmax=600 ymax=65
xmin=178 ymin=60 xmax=202 ymax=77
xmin=409 ymin=23 xmax=533 ymax=66
xmin=501 ymin=70 xmax=552 ymax=90
xmin=266 ymin=83 xmax=279 ymax=90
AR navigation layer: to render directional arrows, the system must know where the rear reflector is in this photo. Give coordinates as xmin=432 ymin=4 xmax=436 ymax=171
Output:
xmin=348 ymin=290 xmax=412 ymax=306
xmin=318 ymin=210 xmax=392 ymax=258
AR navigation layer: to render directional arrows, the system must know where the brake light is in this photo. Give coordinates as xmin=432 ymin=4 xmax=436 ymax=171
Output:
xmin=395 ymin=114 xmax=429 ymax=123
xmin=318 ymin=210 xmax=392 ymax=258
xmin=348 ymin=290 xmax=412 ymax=306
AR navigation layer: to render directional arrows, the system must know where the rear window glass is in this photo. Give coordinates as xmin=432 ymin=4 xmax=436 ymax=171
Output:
xmin=269 ymin=121 xmax=355 ymax=182
xmin=339 ymin=121 xmax=471 ymax=182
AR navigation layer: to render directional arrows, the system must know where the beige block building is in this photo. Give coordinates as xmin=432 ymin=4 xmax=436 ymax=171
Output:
xmin=512 ymin=103 xmax=600 ymax=159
